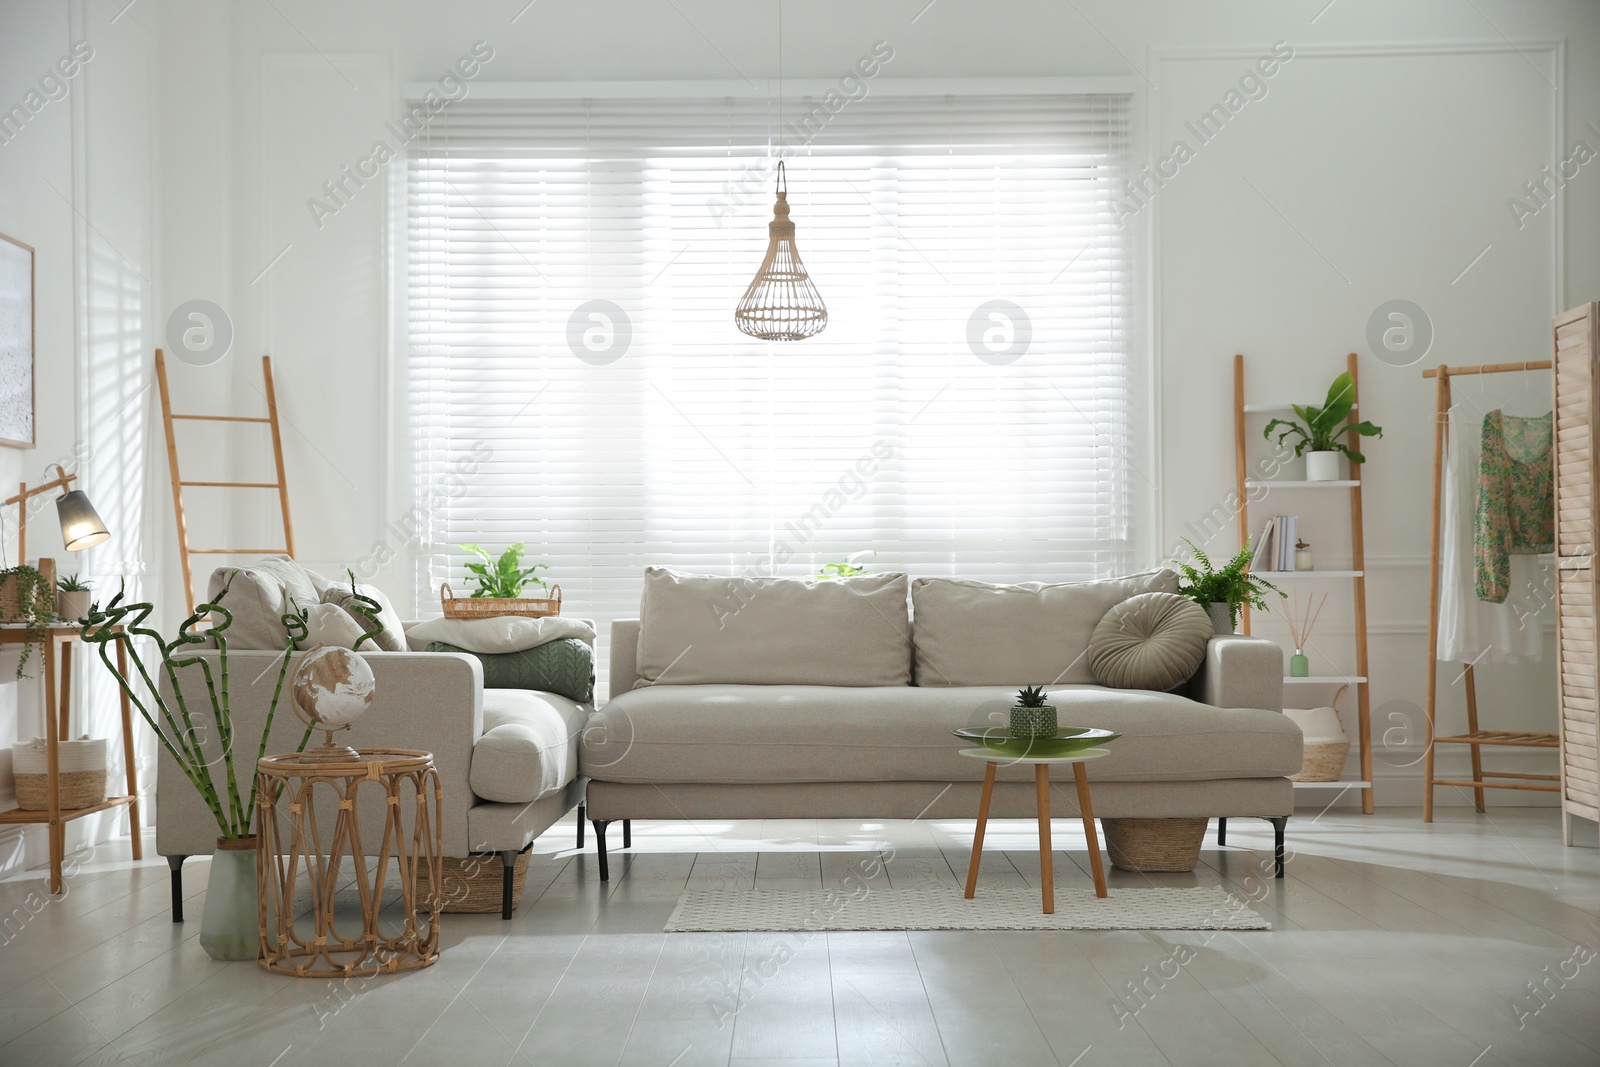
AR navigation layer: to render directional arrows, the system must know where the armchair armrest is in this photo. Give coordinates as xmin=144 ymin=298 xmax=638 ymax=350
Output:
xmin=1188 ymin=635 xmax=1283 ymax=712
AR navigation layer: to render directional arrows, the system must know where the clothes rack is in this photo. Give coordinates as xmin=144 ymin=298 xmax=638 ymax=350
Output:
xmin=1421 ymin=360 xmax=1559 ymax=823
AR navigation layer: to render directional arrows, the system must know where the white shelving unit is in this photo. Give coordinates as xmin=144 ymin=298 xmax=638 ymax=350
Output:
xmin=1234 ymin=353 xmax=1375 ymax=812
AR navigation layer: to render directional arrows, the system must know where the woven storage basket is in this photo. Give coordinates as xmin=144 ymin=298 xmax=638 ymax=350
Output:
xmin=1286 ymin=685 xmax=1351 ymax=783
xmin=439 ymin=582 xmax=561 ymax=620
xmin=13 ymin=737 xmax=109 ymax=810
xmin=428 ymin=852 xmax=530 ymax=913
xmin=1101 ymin=817 xmax=1208 ymax=873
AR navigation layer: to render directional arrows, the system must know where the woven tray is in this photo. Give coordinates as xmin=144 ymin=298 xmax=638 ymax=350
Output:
xmin=1101 ymin=817 xmax=1208 ymax=873
xmin=428 ymin=852 xmax=530 ymax=913
xmin=439 ymin=582 xmax=561 ymax=620
xmin=16 ymin=768 xmax=108 ymax=811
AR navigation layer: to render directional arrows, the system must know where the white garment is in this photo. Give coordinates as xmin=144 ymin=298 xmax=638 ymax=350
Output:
xmin=405 ymin=614 xmax=595 ymax=653
xmin=1437 ymin=402 xmax=1548 ymax=663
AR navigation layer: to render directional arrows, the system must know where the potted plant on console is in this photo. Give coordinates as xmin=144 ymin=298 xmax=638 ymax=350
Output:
xmin=1176 ymin=538 xmax=1283 ymax=635
xmin=57 ymin=573 xmax=92 ymax=621
xmin=1262 ymin=370 xmax=1383 ymax=481
xmin=1 ymin=562 xmax=57 ymax=678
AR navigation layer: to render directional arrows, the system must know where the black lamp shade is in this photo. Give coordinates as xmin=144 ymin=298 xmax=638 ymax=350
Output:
xmin=56 ymin=489 xmax=110 ymax=551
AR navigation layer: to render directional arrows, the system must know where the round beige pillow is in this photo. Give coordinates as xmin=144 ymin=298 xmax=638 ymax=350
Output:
xmin=1087 ymin=592 xmax=1212 ymax=691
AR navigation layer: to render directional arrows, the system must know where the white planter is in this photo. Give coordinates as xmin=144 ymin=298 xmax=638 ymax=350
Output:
xmin=1305 ymin=451 xmax=1342 ymax=481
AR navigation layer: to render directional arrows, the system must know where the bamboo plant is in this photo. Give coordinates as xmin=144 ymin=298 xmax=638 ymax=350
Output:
xmin=80 ymin=579 xmax=312 ymax=840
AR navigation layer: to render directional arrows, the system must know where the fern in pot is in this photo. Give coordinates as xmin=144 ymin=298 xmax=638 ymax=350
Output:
xmin=1262 ymin=370 xmax=1383 ymax=481
xmin=1175 ymin=538 xmax=1283 ymax=635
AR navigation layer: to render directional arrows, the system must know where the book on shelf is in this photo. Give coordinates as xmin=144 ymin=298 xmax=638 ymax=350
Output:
xmin=1252 ymin=514 xmax=1298 ymax=571
xmin=1251 ymin=517 xmax=1276 ymax=571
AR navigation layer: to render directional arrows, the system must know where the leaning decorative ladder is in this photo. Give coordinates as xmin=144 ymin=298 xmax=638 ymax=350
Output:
xmin=1419 ymin=358 xmax=1559 ymax=823
xmin=154 ymin=350 xmax=296 ymax=613
xmin=1233 ymin=352 xmax=1374 ymax=814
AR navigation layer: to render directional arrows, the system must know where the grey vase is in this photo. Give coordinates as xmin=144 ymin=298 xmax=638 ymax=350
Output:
xmin=1205 ymin=602 xmax=1235 ymax=635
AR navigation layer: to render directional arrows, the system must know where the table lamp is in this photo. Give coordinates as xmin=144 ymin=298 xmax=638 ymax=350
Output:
xmin=4 ymin=464 xmax=111 ymax=562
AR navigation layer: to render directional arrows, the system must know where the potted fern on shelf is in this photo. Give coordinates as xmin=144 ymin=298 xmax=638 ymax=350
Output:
xmin=1262 ymin=370 xmax=1383 ymax=481
xmin=1175 ymin=538 xmax=1283 ymax=635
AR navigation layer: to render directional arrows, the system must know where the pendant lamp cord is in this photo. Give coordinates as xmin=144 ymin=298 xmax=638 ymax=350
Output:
xmin=777 ymin=0 xmax=783 ymax=160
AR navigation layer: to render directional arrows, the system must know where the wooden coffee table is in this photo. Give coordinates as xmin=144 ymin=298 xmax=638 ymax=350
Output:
xmin=958 ymin=747 xmax=1110 ymax=913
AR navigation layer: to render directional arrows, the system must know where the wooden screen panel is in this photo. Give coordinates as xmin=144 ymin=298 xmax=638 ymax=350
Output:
xmin=1555 ymin=303 xmax=1600 ymax=828
xmin=1555 ymin=312 xmax=1594 ymax=558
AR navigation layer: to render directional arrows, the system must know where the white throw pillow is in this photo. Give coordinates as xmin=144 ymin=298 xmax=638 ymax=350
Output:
xmin=297 ymin=602 xmax=368 ymax=650
xmin=634 ymin=568 xmax=913 ymax=687
xmin=911 ymin=569 xmax=1180 ymax=686
xmin=321 ymin=582 xmax=406 ymax=652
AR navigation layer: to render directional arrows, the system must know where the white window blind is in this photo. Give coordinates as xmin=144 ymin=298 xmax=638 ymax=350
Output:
xmin=407 ymin=91 xmax=1133 ymax=693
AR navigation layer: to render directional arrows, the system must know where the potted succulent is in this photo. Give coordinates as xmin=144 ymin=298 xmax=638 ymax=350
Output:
xmin=1 ymin=563 xmax=58 ymax=678
xmin=1262 ymin=370 xmax=1383 ymax=481
xmin=1175 ymin=538 xmax=1283 ymax=635
xmin=57 ymin=573 xmax=92 ymax=621
xmin=461 ymin=542 xmax=547 ymax=598
xmin=1010 ymin=685 xmax=1057 ymax=739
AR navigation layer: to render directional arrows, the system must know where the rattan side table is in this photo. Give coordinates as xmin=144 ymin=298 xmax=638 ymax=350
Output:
xmin=256 ymin=748 xmax=443 ymax=977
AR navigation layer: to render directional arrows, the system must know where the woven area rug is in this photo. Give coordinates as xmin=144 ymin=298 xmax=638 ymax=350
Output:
xmin=665 ymin=883 xmax=1269 ymax=932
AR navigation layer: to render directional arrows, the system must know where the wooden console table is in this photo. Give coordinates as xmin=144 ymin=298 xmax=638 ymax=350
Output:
xmin=0 ymin=624 xmax=142 ymax=892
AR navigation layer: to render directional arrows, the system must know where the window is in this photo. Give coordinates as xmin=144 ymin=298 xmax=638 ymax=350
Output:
xmin=407 ymin=90 xmax=1134 ymax=692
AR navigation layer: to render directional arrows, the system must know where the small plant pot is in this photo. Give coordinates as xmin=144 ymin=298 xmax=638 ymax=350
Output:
xmin=1205 ymin=602 xmax=1235 ymax=635
xmin=57 ymin=590 xmax=90 ymax=621
xmin=1305 ymin=450 xmax=1342 ymax=481
xmin=1289 ymin=650 xmax=1309 ymax=677
xmin=1009 ymin=704 xmax=1057 ymax=738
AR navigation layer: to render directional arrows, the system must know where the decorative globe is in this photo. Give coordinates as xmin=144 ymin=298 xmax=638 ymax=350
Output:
xmin=291 ymin=646 xmax=376 ymax=732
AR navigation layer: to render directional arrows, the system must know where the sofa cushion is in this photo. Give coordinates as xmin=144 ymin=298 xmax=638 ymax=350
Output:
xmin=322 ymin=581 xmax=406 ymax=652
xmin=579 ymin=684 xmax=1301 ymax=785
xmin=207 ymin=556 xmax=321 ymax=649
xmin=469 ymin=688 xmax=588 ymax=804
xmin=633 ymin=568 xmax=913 ymax=687
xmin=426 ymin=638 xmax=595 ymax=703
xmin=1088 ymin=592 xmax=1212 ymax=691
xmin=911 ymin=570 xmax=1179 ymax=686
xmin=297 ymin=602 xmax=368 ymax=650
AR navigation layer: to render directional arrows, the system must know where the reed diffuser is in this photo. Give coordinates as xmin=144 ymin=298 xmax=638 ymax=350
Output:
xmin=1284 ymin=592 xmax=1328 ymax=678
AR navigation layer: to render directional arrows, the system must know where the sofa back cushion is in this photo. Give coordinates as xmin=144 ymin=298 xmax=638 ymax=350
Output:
xmin=911 ymin=569 xmax=1179 ymax=686
xmin=207 ymin=556 xmax=320 ymax=649
xmin=634 ymin=568 xmax=913 ymax=687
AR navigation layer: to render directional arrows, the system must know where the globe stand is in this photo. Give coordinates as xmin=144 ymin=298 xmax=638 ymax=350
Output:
xmin=293 ymin=726 xmax=361 ymax=764
xmin=287 ymin=646 xmax=376 ymax=764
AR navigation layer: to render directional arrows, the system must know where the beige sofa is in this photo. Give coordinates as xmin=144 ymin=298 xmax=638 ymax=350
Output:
xmin=156 ymin=559 xmax=590 ymax=920
xmin=579 ymin=568 xmax=1300 ymax=879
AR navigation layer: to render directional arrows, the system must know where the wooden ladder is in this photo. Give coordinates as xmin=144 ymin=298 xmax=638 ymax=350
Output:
xmin=154 ymin=350 xmax=296 ymax=613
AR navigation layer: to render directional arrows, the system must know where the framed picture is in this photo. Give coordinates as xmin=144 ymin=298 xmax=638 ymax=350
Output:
xmin=0 ymin=232 xmax=34 ymax=448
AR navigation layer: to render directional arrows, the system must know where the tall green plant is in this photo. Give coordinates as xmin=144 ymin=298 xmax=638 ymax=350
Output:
xmin=81 ymin=580 xmax=312 ymax=840
xmin=1262 ymin=371 xmax=1383 ymax=462
xmin=1175 ymin=538 xmax=1283 ymax=628
xmin=460 ymin=542 xmax=547 ymax=598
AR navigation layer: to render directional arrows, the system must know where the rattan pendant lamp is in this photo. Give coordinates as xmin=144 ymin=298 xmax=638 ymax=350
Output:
xmin=733 ymin=1 xmax=826 ymax=341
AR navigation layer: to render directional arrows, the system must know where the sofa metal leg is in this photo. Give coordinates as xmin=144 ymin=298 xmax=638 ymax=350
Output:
xmin=594 ymin=820 xmax=612 ymax=881
xmin=1270 ymin=816 xmax=1287 ymax=879
xmin=498 ymin=849 xmax=527 ymax=920
xmin=1216 ymin=818 xmax=1227 ymax=846
xmin=168 ymin=856 xmax=187 ymax=922
xmin=577 ymin=803 xmax=586 ymax=849
xmin=623 ymin=819 xmax=631 ymax=849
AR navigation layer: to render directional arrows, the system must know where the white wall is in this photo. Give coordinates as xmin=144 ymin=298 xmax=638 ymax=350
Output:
xmin=0 ymin=0 xmax=158 ymax=872
xmin=112 ymin=0 xmax=1600 ymax=812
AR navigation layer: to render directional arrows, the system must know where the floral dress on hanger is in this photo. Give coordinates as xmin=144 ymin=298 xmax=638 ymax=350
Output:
xmin=1474 ymin=409 xmax=1553 ymax=603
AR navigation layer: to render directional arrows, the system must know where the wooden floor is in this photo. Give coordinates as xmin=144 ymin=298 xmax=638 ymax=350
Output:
xmin=0 ymin=808 xmax=1597 ymax=1066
